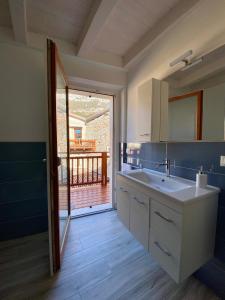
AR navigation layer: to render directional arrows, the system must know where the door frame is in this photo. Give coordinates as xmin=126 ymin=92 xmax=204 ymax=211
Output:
xmin=69 ymin=88 xmax=116 ymax=210
xmin=47 ymin=39 xmax=70 ymax=272
xmin=169 ymin=90 xmax=203 ymax=140
xmin=47 ymin=41 xmax=119 ymax=273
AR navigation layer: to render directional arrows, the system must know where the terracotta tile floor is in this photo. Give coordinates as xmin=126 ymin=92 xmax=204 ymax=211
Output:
xmin=59 ymin=184 xmax=111 ymax=210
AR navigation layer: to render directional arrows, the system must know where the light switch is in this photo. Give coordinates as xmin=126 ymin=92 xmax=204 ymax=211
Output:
xmin=220 ymin=156 xmax=225 ymax=166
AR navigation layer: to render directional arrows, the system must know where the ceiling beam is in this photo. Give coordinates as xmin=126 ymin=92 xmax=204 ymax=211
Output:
xmin=69 ymin=109 xmax=109 ymax=124
xmin=77 ymin=0 xmax=120 ymax=56
xmin=123 ymin=0 xmax=202 ymax=68
xmin=86 ymin=108 xmax=109 ymax=124
xmin=8 ymin=0 xmax=27 ymax=44
xmin=69 ymin=113 xmax=86 ymax=122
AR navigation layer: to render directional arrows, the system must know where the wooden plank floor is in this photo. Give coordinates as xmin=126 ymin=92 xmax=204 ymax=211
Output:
xmin=71 ymin=184 xmax=111 ymax=209
xmin=0 ymin=232 xmax=49 ymax=300
xmin=60 ymin=184 xmax=111 ymax=210
xmin=3 ymin=211 xmax=220 ymax=300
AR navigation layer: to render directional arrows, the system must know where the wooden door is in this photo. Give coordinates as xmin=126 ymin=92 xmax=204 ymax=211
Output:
xmin=47 ymin=39 xmax=70 ymax=272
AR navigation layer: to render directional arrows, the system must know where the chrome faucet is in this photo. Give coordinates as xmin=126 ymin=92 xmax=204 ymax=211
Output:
xmin=156 ymin=159 xmax=171 ymax=177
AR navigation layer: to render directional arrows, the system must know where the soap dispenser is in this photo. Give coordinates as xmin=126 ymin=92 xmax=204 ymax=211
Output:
xmin=196 ymin=166 xmax=207 ymax=188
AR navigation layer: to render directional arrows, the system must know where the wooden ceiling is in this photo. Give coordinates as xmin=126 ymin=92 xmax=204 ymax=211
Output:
xmin=1 ymin=0 xmax=201 ymax=68
xmin=93 ymin=0 xmax=180 ymax=56
xmin=26 ymin=0 xmax=93 ymax=43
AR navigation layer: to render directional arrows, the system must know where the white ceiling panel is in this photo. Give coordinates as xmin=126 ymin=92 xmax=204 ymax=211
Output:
xmin=93 ymin=0 xmax=181 ymax=56
xmin=26 ymin=0 xmax=93 ymax=43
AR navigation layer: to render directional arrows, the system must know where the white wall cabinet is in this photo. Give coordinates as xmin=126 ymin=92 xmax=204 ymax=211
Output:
xmin=116 ymin=174 xmax=218 ymax=283
xmin=136 ymin=78 xmax=168 ymax=142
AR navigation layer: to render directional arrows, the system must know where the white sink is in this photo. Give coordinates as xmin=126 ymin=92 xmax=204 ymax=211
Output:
xmin=125 ymin=169 xmax=192 ymax=193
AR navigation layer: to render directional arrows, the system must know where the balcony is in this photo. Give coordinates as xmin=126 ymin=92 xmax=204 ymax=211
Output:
xmin=70 ymin=152 xmax=109 ymax=186
xmin=70 ymin=139 xmax=96 ymax=152
xmin=69 ymin=152 xmax=111 ymax=213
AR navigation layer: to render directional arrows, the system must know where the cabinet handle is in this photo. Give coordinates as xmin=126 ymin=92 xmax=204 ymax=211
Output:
xmin=154 ymin=241 xmax=172 ymax=257
xmin=133 ymin=196 xmax=145 ymax=206
xmin=120 ymin=187 xmax=128 ymax=193
xmin=140 ymin=133 xmax=150 ymax=137
xmin=154 ymin=211 xmax=174 ymax=223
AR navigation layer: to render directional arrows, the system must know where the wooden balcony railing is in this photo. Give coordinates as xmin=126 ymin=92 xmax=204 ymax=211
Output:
xmin=70 ymin=152 xmax=109 ymax=187
xmin=70 ymin=139 xmax=96 ymax=152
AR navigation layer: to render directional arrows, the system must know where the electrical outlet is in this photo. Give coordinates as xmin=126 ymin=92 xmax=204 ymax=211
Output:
xmin=220 ymin=156 xmax=225 ymax=167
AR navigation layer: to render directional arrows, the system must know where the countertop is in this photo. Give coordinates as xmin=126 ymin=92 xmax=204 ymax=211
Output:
xmin=117 ymin=168 xmax=220 ymax=205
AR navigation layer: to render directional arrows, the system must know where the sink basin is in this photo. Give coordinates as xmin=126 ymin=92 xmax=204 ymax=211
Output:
xmin=125 ymin=170 xmax=192 ymax=193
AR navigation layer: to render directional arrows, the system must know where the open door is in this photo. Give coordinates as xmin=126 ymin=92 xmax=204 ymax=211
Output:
xmin=47 ymin=39 xmax=70 ymax=272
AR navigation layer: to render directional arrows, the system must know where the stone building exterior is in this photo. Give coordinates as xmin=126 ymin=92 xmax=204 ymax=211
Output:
xmin=85 ymin=113 xmax=110 ymax=152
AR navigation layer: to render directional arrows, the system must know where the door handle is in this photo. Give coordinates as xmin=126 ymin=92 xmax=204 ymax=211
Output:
xmin=120 ymin=187 xmax=128 ymax=193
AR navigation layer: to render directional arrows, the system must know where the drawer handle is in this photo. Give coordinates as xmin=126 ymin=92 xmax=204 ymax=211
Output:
xmin=133 ymin=196 xmax=145 ymax=206
xmin=154 ymin=211 xmax=174 ymax=223
xmin=120 ymin=187 xmax=128 ymax=193
xmin=140 ymin=133 xmax=150 ymax=137
xmin=154 ymin=241 xmax=172 ymax=257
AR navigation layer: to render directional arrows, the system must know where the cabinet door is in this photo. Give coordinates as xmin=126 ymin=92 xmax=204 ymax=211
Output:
xmin=137 ymin=80 xmax=152 ymax=142
xmin=116 ymin=186 xmax=130 ymax=229
xmin=137 ymin=78 xmax=168 ymax=142
xmin=130 ymin=193 xmax=150 ymax=249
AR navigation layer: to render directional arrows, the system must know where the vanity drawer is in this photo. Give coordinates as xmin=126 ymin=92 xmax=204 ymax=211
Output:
xmin=150 ymin=230 xmax=180 ymax=282
xmin=150 ymin=200 xmax=182 ymax=258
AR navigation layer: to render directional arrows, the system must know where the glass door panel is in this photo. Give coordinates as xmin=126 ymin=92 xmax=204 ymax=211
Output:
xmin=47 ymin=39 xmax=70 ymax=272
xmin=56 ymin=64 xmax=70 ymax=244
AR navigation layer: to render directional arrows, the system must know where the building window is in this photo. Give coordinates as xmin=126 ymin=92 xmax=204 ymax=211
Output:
xmin=74 ymin=127 xmax=82 ymax=139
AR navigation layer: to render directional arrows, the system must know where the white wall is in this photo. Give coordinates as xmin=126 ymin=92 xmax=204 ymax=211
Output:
xmin=0 ymin=43 xmax=47 ymax=142
xmin=0 ymin=26 xmax=126 ymax=143
xmin=126 ymin=0 xmax=225 ymax=142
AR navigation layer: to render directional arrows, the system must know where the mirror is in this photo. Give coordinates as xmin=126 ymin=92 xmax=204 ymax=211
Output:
xmin=165 ymin=44 xmax=225 ymax=141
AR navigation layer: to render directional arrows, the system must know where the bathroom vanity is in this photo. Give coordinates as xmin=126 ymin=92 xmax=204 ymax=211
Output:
xmin=116 ymin=169 xmax=219 ymax=283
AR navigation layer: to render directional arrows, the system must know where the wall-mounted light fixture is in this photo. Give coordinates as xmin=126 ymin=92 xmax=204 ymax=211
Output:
xmin=170 ymin=50 xmax=193 ymax=67
xmin=170 ymin=50 xmax=203 ymax=71
xmin=181 ymin=57 xmax=203 ymax=71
